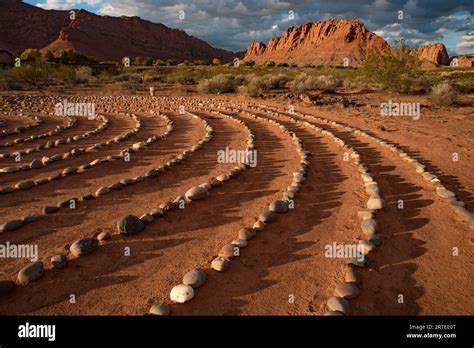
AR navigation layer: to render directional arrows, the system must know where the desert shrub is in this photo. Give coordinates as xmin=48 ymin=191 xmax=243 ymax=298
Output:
xmin=212 ymin=58 xmax=222 ymax=66
xmin=75 ymin=66 xmax=93 ymax=83
xmin=194 ymin=60 xmax=208 ymax=66
xmin=182 ymin=60 xmax=190 ymax=66
xmin=277 ymin=62 xmax=289 ymax=67
xmin=112 ymin=73 xmax=142 ymax=82
xmin=342 ymin=76 xmax=369 ymax=89
xmin=197 ymin=74 xmax=242 ymax=94
xmin=54 ymin=65 xmax=77 ymax=84
xmin=166 ymin=59 xmax=177 ymax=66
xmin=144 ymin=75 xmax=164 ymax=83
xmin=0 ymin=75 xmax=22 ymax=91
xmin=290 ymin=63 xmax=298 ymax=68
xmin=363 ymin=47 xmax=422 ymax=93
xmin=429 ymin=82 xmax=459 ymax=106
xmin=155 ymin=59 xmax=166 ymax=66
xmin=167 ymin=74 xmax=197 ymax=85
xmin=9 ymin=60 xmax=52 ymax=86
xmin=288 ymin=74 xmax=341 ymax=94
xmin=20 ymin=48 xmax=41 ymax=62
xmin=238 ymin=83 xmax=262 ymax=97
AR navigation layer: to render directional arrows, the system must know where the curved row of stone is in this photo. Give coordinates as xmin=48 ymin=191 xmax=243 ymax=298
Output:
xmin=0 ymin=113 xmax=44 ymax=139
xmin=0 ymin=112 xmax=171 ymax=232
xmin=5 ymin=109 xmax=213 ymax=292
xmin=154 ymin=108 xmax=301 ymax=313
xmin=292 ymin=108 xmax=473 ymax=231
xmin=0 ymin=112 xmax=139 ymax=176
xmin=0 ymin=116 xmax=74 ymax=150
xmin=224 ymin=101 xmax=388 ymax=316
xmin=243 ymin=101 xmax=473 ymax=231
xmin=0 ymin=112 xmax=156 ymax=196
xmin=0 ymin=115 xmax=106 ymax=161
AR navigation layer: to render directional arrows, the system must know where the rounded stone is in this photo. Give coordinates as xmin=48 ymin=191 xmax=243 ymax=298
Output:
xmin=253 ymin=221 xmax=265 ymax=231
xmin=365 ymin=184 xmax=379 ymax=195
xmin=367 ymin=196 xmax=385 ymax=210
xmin=219 ymin=244 xmax=239 ymax=260
xmin=149 ymin=303 xmax=170 ymax=316
xmin=436 ymin=188 xmax=455 ymax=199
xmin=17 ymin=261 xmax=44 ymax=285
xmin=43 ymin=205 xmax=59 ymax=214
xmin=185 ymin=186 xmax=208 ymax=201
xmin=210 ymin=178 xmax=223 ymax=187
xmin=211 ymin=257 xmax=229 ymax=272
xmin=170 ymin=284 xmax=194 ymax=303
xmin=117 ymin=215 xmax=145 ymax=235
xmin=70 ymin=238 xmax=99 ymax=257
xmin=258 ymin=211 xmax=278 ymax=224
xmin=345 ymin=267 xmax=359 ymax=284
xmin=269 ymin=200 xmax=289 ymax=213
xmin=231 ymin=239 xmax=248 ymax=248
xmin=150 ymin=208 xmax=164 ymax=217
xmin=97 ymin=232 xmax=110 ymax=241
xmin=95 ymin=186 xmax=110 ymax=196
xmin=15 ymin=180 xmax=34 ymax=190
xmin=140 ymin=213 xmax=154 ymax=224
xmin=359 ymin=240 xmax=375 ymax=255
xmin=324 ymin=311 xmax=345 ymax=316
xmin=361 ymin=218 xmax=380 ymax=236
xmin=51 ymin=254 xmax=68 ymax=268
xmin=0 ymin=220 xmax=23 ymax=232
xmin=327 ymin=296 xmax=350 ymax=315
xmin=216 ymin=174 xmax=229 ymax=182
xmin=62 ymin=167 xmax=77 ymax=175
xmin=357 ymin=209 xmax=374 ymax=220
xmin=29 ymin=159 xmax=43 ymax=169
xmin=182 ymin=269 xmax=207 ymax=289
xmin=335 ymin=282 xmax=360 ymax=299
xmin=237 ymin=227 xmax=256 ymax=241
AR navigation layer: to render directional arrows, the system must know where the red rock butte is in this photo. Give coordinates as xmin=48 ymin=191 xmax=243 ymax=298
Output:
xmin=244 ymin=19 xmax=393 ymax=66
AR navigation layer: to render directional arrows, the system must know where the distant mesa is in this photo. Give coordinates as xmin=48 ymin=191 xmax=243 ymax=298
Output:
xmin=244 ymin=19 xmax=463 ymax=67
xmin=0 ymin=0 xmax=236 ymax=63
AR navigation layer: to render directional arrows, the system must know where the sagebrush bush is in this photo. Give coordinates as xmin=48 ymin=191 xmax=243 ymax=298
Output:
xmin=197 ymin=74 xmax=242 ymax=94
xmin=75 ymin=66 xmax=93 ymax=83
xmin=363 ymin=47 xmax=422 ymax=93
xmin=288 ymin=74 xmax=340 ymax=94
xmin=429 ymin=82 xmax=459 ymax=106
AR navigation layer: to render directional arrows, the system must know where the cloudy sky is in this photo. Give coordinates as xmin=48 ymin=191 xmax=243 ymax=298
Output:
xmin=24 ymin=0 xmax=474 ymax=55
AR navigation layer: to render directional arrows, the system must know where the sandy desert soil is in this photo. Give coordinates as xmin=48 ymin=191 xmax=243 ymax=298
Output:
xmin=0 ymin=86 xmax=472 ymax=316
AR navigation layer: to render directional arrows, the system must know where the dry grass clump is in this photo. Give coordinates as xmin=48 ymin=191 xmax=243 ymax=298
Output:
xmin=429 ymin=82 xmax=459 ymax=106
xmin=288 ymin=74 xmax=341 ymax=94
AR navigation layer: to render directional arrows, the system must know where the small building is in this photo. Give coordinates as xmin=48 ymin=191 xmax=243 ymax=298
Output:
xmin=0 ymin=49 xmax=15 ymax=67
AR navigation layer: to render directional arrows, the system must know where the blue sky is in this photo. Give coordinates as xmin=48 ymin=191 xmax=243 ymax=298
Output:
xmin=24 ymin=0 xmax=473 ymax=54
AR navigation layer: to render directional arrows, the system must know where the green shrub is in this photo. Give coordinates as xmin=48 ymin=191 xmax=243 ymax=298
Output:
xmin=194 ymin=59 xmax=208 ymax=66
xmin=9 ymin=60 xmax=52 ymax=86
xmin=288 ymin=74 xmax=341 ymax=94
xmin=212 ymin=58 xmax=222 ymax=66
xmin=429 ymin=82 xmax=459 ymax=106
xmin=75 ymin=66 xmax=93 ymax=83
xmin=277 ymin=62 xmax=289 ymax=67
xmin=238 ymin=83 xmax=262 ymax=97
xmin=167 ymin=74 xmax=197 ymax=85
xmin=197 ymin=74 xmax=241 ymax=94
xmin=54 ymin=65 xmax=77 ymax=84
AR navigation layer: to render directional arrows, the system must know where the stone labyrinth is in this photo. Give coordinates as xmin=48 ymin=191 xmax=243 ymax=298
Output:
xmin=0 ymin=95 xmax=471 ymax=315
